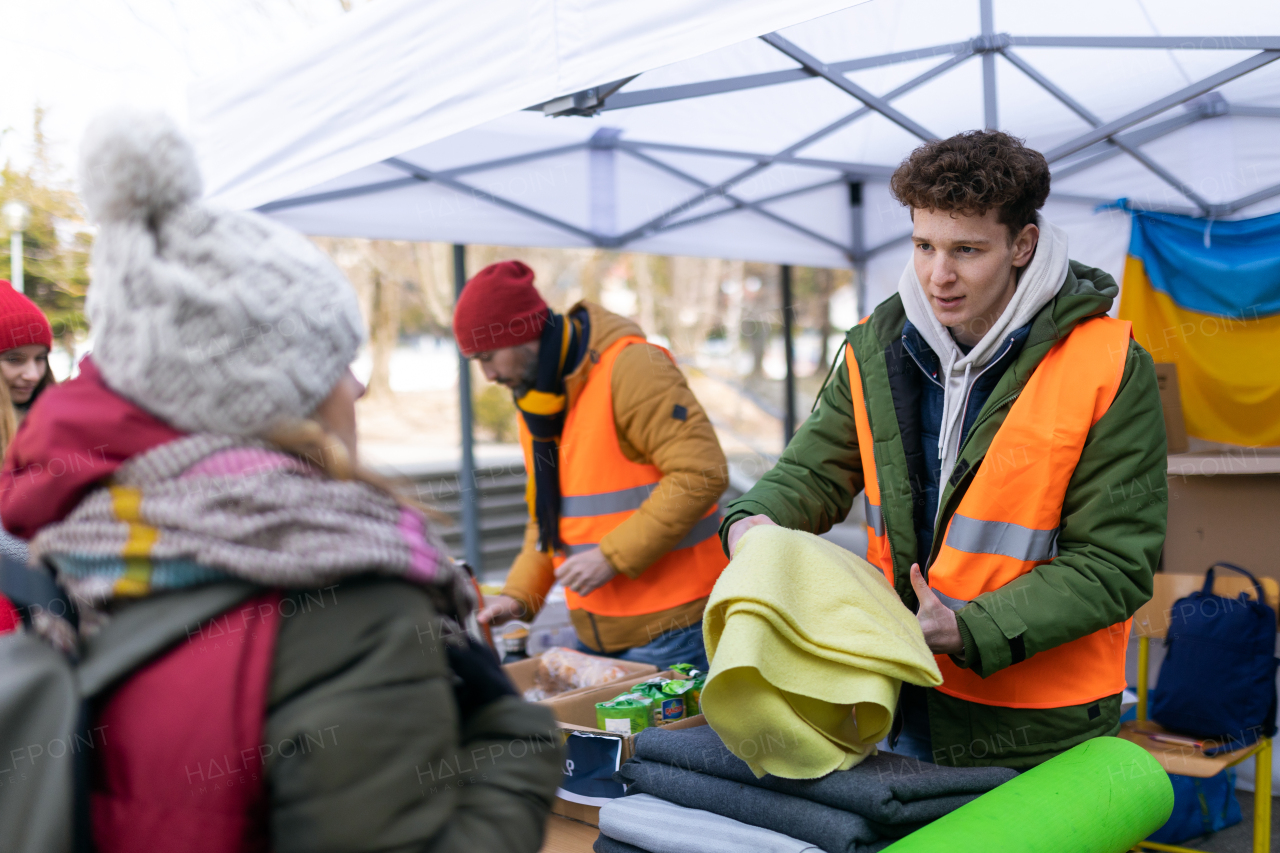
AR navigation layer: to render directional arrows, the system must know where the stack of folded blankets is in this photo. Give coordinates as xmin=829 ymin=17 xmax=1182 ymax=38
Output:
xmin=593 ymin=725 xmax=1017 ymax=853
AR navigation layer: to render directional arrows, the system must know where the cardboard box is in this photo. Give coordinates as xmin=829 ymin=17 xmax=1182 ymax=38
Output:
xmin=544 ymin=670 xmax=707 ymax=825
xmin=1165 ymin=449 xmax=1280 ymax=580
xmin=502 ymin=652 xmax=657 ymax=701
xmin=1153 ymin=363 xmax=1190 ymax=454
xmin=543 ymin=669 xmax=685 ymax=731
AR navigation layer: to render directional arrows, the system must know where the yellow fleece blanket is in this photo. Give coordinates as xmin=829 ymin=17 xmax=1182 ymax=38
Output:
xmin=701 ymin=526 xmax=942 ymax=779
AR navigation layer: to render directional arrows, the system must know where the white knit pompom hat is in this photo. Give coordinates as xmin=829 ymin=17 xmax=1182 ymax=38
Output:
xmin=78 ymin=110 xmax=365 ymax=436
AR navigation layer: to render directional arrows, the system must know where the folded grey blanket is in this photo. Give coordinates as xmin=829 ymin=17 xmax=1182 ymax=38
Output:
xmin=633 ymin=725 xmax=1017 ymax=825
xmin=614 ymin=758 xmax=897 ymax=853
xmin=600 ymin=793 xmax=821 ymax=853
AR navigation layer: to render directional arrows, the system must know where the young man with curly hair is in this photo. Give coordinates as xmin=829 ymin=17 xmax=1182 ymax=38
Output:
xmin=722 ymin=131 xmax=1166 ymax=770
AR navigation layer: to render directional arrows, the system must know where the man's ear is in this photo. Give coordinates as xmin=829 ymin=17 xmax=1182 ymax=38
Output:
xmin=1011 ymin=222 xmax=1039 ymax=269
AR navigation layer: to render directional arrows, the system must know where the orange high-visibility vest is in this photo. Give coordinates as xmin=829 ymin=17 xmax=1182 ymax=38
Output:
xmin=518 ymin=336 xmax=727 ymax=617
xmin=847 ymin=316 xmax=1133 ymax=709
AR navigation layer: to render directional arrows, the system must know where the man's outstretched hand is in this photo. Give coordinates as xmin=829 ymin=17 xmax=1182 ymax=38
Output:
xmin=726 ymin=514 xmax=778 ymax=557
xmin=910 ymin=563 xmax=964 ymax=656
xmin=727 ymin=522 xmax=963 ymax=656
xmin=476 ymin=594 xmax=526 ymax=627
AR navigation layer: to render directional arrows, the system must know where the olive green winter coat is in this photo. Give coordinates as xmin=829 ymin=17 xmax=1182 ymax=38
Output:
xmin=720 ymin=262 xmax=1168 ymax=770
xmin=82 ymin=578 xmax=563 ymax=851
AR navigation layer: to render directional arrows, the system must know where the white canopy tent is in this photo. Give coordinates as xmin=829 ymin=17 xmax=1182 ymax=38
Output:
xmin=193 ymin=0 xmax=1280 ymax=310
xmin=191 ymin=0 xmax=1280 ymax=568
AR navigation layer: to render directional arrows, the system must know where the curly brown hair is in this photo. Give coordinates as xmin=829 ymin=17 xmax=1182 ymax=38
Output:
xmin=889 ymin=130 xmax=1050 ymax=241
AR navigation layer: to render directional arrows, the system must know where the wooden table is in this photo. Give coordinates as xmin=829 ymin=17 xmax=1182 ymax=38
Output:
xmin=539 ymin=815 xmax=599 ymax=853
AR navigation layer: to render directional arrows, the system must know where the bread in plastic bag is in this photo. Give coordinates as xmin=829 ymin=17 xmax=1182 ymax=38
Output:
xmin=521 ymin=647 xmax=629 ymax=701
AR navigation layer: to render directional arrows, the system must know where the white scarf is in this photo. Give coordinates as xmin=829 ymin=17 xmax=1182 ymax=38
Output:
xmin=898 ymin=214 xmax=1069 ymax=514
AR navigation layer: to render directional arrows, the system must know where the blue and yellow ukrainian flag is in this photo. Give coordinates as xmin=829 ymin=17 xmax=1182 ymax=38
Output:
xmin=1119 ymin=208 xmax=1280 ymax=447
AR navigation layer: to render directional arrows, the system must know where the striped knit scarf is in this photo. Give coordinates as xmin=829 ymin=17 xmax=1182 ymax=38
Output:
xmin=516 ymin=309 xmax=586 ymax=554
xmin=30 ymin=434 xmax=477 ymax=630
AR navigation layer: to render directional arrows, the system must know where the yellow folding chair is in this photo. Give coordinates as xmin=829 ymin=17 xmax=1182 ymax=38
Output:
xmin=1125 ymin=572 xmax=1278 ymax=853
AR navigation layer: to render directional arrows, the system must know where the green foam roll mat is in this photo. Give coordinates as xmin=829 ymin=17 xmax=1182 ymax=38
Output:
xmin=884 ymin=737 xmax=1173 ymax=853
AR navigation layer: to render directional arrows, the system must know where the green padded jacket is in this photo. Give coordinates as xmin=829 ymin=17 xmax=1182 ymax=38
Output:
xmin=720 ymin=261 xmax=1168 ymax=769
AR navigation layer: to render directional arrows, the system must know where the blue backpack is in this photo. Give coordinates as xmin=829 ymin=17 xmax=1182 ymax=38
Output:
xmin=1147 ymin=769 xmax=1242 ymax=845
xmin=1150 ymin=563 xmax=1279 ymax=748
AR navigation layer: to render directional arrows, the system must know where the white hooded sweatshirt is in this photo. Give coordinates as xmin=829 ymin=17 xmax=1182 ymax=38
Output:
xmin=897 ymin=213 xmax=1069 ymax=519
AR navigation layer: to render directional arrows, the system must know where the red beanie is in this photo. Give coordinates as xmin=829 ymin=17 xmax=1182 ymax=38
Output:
xmin=452 ymin=261 xmax=549 ymax=356
xmin=0 ymin=280 xmax=52 ymax=353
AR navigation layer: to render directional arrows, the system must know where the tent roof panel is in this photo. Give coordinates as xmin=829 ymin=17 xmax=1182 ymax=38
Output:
xmin=630 ymin=206 xmax=853 ymax=267
xmin=269 ymin=181 xmax=597 ymax=247
xmin=612 ymin=27 xmax=802 ymax=89
xmin=1000 ymin=0 xmax=1280 ymax=36
xmin=193 ymin=0 xmax=875 ymax=210
xmin=193 ymin=0 xmax=1280 ymax=280
xmin=731 ymin=163 xmax=851 ymax=201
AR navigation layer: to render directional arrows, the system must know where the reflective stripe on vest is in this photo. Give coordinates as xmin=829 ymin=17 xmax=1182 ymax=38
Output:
xmin=945 ymin=515 xmax=1059 ymax=563
xmin=518 ymin=335 xmax=728 ymax=618
xmin=864 ymin=494 xmax=885 ymax=537
xmin=561 ymin=483 xmax=656 ymax=518
xmin=567 ymin=509 xmax=722 ymax=556
xmin=848 ymin=316 xmax=1134 ymax=709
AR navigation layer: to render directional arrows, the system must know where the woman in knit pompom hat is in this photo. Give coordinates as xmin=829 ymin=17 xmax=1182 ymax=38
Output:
xmin=0 ymin=110 xmax=560 ymax=852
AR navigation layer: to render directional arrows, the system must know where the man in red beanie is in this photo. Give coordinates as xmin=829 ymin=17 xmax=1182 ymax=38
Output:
xmin=455 ymin=260 xmax=729 ymax=670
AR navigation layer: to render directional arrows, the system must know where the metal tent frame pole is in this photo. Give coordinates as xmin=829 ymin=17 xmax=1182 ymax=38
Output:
xmin=780 ymin=264 xmax=797 ymax=445
xmin=849 ymin=181 xmax=867 ymax=319
xmin=453 ymin=244 xmax=482 ymax=572
xmin=256 ymin=5 xmax=1280 ymax=266
xmin=980 ymin=0 xmax=998 ymax=130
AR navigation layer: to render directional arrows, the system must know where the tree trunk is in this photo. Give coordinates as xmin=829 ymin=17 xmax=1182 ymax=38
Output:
xmin=633 ymin=254 xmax=657 ymax=336
xmin=723 ymin=260 xmax=745 ymax=369
xmin=412 ymin=241 xmax=453 ymax=330
xmin=366 ymin=265 xmax=401 ymax=398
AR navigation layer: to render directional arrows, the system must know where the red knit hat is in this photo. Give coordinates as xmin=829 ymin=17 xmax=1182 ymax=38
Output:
xmin=452 ymin=261 xmax=550 ymax=356
xmin=0 ymin=280 xmax=52 ymax=353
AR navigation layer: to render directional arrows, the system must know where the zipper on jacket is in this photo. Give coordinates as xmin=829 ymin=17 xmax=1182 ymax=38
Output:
xmin=947 ymin=334 xmax=1023 ymax=469
xmin=926 ymin=338 xmax=1016 ymax=567
xmin=588 ymin=612 xmax=606 ymax=653
xmin=953 ymin=338 xmax=1015 ymax=441
xmin=900 ymin=335 xmax=944 ymax=389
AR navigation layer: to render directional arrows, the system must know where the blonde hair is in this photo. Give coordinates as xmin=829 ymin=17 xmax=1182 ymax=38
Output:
xmin=266 ymin=419 xmax=448 ymax=523
xmin=0 ymin=378 xmax=17 ymax=461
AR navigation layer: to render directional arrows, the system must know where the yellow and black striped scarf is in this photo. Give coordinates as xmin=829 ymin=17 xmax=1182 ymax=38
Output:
xmin=516 ymin=309 xmax=587 ymax=554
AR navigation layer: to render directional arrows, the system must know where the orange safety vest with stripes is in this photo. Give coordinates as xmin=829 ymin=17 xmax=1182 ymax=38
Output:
xmin=518 ymin=335 xmax=727 ymax=617
xmin=847 ymin=316 xmax=1133 ymax=709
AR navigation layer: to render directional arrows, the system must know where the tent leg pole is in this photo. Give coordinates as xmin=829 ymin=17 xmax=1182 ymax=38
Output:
xmin=453 ymin=244 xmax=482 ymax=574
xmin=980 ymin=0 xmax=997 ymax=129
xmin=849 ymin=181 xmax=867 ymax=321
xmin=854 ymin=259 xmax=868 ymax=323
xmin=781 ymin=264 xmax=797 ymax=445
